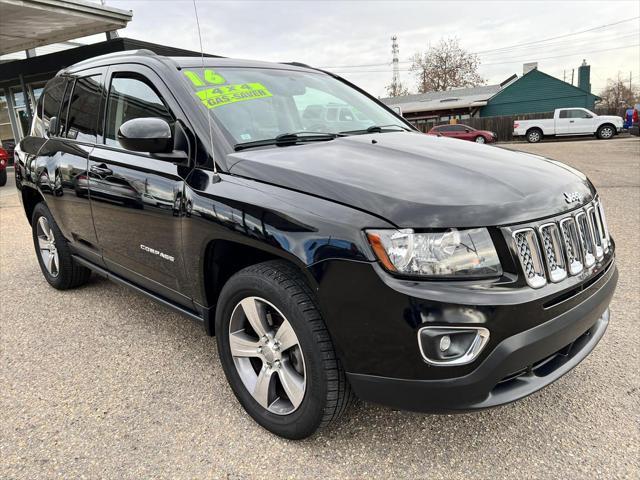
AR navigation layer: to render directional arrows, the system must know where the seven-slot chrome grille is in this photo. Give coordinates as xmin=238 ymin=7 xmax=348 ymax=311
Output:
xmin=511 ymin=199 xmax=611 ymax=288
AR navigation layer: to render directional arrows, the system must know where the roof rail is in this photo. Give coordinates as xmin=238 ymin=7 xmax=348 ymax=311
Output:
xmin=281 ymin=61 xmax=313 ymax=69
xmin=66 ymin=49 xmax=158 ymax=70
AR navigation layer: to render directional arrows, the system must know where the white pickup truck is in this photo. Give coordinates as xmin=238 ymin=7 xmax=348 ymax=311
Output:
xmin=513 ymin=108 xmax=623 ymax=143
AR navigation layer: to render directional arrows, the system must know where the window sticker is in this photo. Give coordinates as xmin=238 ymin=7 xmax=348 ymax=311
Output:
xmin=183 ymin=69 xmax=226 ymax=87
xmin=196 ymin=83 xmax=273 ymax=109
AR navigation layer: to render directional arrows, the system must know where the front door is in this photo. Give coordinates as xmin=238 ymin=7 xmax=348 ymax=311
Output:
xmin=568 ymin=109 xmax=595 ymax=134
xmin=88 ymin=65 xmax=192 ymax=307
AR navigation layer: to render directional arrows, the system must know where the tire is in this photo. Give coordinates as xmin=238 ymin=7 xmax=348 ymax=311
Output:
xmin=526 ymin=128 xmax=542 ymax=143
xmin=597 ymin=124 xmax=615 ymax=140
xmin=215 ymin=260 xmax=352 ymax=439
xmin=31 ymin=202 xmax=91 ymax=290
xmin=0 ymin=169 xmax=6 ymax=187
xmin=474 ymin=136 xmax=486 ymax=144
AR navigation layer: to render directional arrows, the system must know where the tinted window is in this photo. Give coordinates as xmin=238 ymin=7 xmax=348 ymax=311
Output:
xmin=65 ymin=75 xmax=103 ymax=143
xmin=42 ymin=77 xmax=67 ymax=136
xmin=58 ymin=79 xmax=74 ymax=137
xmin=105 ymin=75 xmax=173 ymax=148
xmin=559 ymin=110 xmax=569 ymax=119
xmin=451 ymin=125 xmax=466 ymax=132
xmin=438 ymin=125 xmax=454 ymax=132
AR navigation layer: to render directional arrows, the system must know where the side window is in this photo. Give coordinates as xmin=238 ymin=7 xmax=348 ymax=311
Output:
xmin=42 ymin=76 xmax=67 ymax=136
xmin=559 ymin=110 xmax=569 ymax=119
xmin=64 ymin=75 xmax=103 ymax=143
xmin=58 ymin=79 xmax=74 ymax=137
xmin=104 ymin=74 xmax=173 ymax=148
xmin=452 ymin=125 xmax=466 ymax=132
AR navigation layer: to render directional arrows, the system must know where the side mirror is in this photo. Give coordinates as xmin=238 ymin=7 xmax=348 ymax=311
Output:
xmin=117 ymin=117 xmax=173 ymax=153
xmin=47 ymin=116 xmax=59 ymax=136
xmin=465 ymin=128 xmax=471 ymax=132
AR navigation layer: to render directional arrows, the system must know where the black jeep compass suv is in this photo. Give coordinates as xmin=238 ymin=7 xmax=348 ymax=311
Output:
xmin=15 ymin=50 xmax=618 ymax=439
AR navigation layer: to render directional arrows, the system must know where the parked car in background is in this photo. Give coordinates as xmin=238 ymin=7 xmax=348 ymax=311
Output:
xmin=0 ymin=146 xmax=9 ymax=186
xmin=513 ymin=108 xmax=623 ymax=143
xmin=428 ymin=124 xmax=497 ymax=144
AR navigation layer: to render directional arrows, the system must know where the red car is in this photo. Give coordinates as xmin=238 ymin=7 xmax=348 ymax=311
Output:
xmin=0 ymin=147 xmax=9 ymax=186
xmin=428 ymin=124 xmax=497 ymax=144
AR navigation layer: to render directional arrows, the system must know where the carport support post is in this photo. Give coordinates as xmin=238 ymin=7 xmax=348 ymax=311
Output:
xmin=19 ymin=74 xmax=33 ymax=126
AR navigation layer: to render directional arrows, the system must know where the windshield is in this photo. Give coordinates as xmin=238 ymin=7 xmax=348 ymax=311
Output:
xmin=182 ymin=67 xmax=406 ymax=145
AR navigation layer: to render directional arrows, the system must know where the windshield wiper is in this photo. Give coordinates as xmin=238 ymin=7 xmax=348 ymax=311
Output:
xmin=234 ymin=131 xmax=343 ymax=151
xmin=340 ymin=124 xmax=411 ymax=135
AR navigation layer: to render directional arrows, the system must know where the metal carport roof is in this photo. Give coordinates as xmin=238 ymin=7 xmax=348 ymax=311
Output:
xmin=0 ymin=0 xmax=132 ymax=55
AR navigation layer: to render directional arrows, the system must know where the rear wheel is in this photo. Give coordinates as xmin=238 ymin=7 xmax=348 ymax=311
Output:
xmin=31 ymin=203 xmax=91 ymax=290
xmin=526 ymin=128 xmax=542 ymax=143
xmin=597 ymin=124 xmax=615 ymax=139
xmin=215 ymin=260 xmax=352 ymax=439
xmin=474 ymin=135 xmax=486 ymax=144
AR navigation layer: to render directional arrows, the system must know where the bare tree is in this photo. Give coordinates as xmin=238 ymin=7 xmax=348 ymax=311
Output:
xmin=385 ymin=81 xmax=409 ymax=97
xmin=598 ymin=77 xmax=639 ymax=108
xmin=411 ymin=38 xmax=485 ymax=93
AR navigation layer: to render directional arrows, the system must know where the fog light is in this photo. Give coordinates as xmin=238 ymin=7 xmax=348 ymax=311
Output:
xmin=439 ymin=335 xmax=451 ymax=352
xmin=418 ymin=326 xmax=490 ymax=366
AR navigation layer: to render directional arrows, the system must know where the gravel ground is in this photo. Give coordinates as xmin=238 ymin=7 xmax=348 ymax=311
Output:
xmin=1 ymin=137 xmax=639 ymax=479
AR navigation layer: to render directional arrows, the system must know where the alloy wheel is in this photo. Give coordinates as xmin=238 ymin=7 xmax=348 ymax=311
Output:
xmin=228 ymin=296 xmax=306 ymax=415
xmin=475 ymin=136 xmax=486 ymax=144
xmin=36 ymin=216 xmax=59 ymax=277
xmin=601 ymin=127 xmax=613 ymax=138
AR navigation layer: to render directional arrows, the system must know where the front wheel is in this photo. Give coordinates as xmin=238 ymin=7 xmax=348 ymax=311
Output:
xmin=0 ymin=169 xmax=7 ymax=186
xmin=597 ymin=124 xmax=615 ymax=139
xmin=215 ymin=260 xmax=352 ymax=439
xmin=474 ymin=135 xmax=486 ymax=144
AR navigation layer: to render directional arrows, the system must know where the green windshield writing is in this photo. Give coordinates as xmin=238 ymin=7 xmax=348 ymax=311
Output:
xmin=196 ymin=83 xmax=273 ymax=109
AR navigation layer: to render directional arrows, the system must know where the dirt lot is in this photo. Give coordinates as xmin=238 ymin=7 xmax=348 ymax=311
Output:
xmin=1 ymin=137 xmax=639 ymax=479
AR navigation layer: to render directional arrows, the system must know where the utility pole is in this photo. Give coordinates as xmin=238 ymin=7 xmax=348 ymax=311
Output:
xmin=630 ymin=71 xmax=633 ymax=92
xmin=391 ymin=35 xmax=400 ymax=96
xmin=563 ymin=70 xmax=566 ymax=82
xmin=571 ymin=68 xmax=574 ymax=85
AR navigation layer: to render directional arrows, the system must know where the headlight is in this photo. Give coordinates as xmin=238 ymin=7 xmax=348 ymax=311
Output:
xmin=366 ymin=228 xmax=502 ymax=278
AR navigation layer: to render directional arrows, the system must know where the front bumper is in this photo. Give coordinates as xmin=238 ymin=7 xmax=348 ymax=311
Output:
xmin=313 ymin=253 xmax=617 ymax=412
xmin=348 ymin=306 xmax=610 ymax=412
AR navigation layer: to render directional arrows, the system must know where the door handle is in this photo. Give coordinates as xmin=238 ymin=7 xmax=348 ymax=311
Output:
xmin=569 ymin=120 xmax=575 ymax=123
xmin=90 ymin=164 xmax=113 ymax=176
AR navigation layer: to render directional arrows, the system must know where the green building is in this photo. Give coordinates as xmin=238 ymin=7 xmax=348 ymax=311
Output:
xmin=480 ymin=62 xmax=600 ymax=117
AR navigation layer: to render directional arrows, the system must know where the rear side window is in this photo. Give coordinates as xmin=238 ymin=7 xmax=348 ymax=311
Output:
xmin=42 ymin=77 xmax=67 ymax=136
xmin=104 ymin=75 xmax=173 ymax=148
xmin=64 ymin=75 xmax=103 ymax=143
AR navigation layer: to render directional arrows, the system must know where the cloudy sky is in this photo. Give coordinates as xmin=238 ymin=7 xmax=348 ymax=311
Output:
xmin=15 ymin=0 xmax=640 ymax=97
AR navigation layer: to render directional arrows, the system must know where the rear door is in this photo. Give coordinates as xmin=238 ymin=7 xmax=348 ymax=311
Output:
xmin=36 ymin=69 xmax=105 ymax=265
xmin=555 ymin=109 xmax=571 ymax=134
xmin=88 ymin=64 xmax=192 ymax=307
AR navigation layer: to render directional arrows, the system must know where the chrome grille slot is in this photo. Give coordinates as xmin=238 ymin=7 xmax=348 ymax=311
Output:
xmin=575 ymin=212 xmax=596 ymax=268
xmin=597 ymin=200 xmax=610 ymax=253
xmin=538 ymin=223 xmax=567 ymax=282
xmin=586 ymin=206 xmax=604 ymax=260
xmin=559 ymin=217 xmax=583 ymax=275
xmin=509 ymin=198 xmax=611 ymax=289
xmin=513 ymin=228 xmax=547 ymax=288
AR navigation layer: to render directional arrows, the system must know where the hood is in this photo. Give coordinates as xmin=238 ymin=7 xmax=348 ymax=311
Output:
xmin=227 ymin=132 xmax=595 ymax=228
